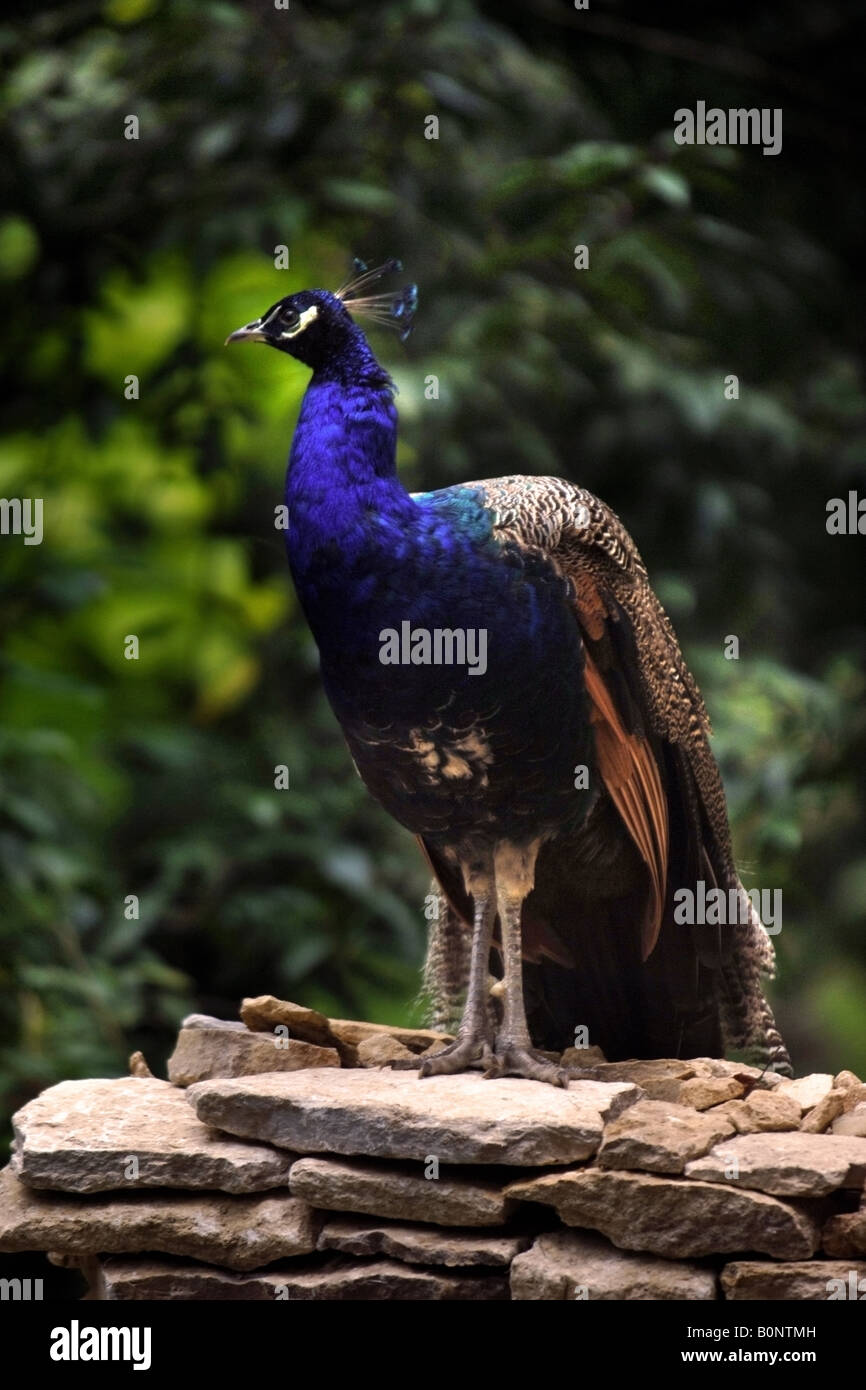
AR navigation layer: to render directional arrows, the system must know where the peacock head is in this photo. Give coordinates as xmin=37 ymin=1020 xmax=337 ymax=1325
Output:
xmin=225 ymin=260 xmax=417 ymax=374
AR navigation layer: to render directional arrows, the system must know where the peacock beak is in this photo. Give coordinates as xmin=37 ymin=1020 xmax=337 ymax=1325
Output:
xmin=225 ymin=320 xmax=268 ymax=345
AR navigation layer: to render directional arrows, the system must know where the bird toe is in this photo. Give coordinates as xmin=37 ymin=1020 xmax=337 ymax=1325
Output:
xmin=417 ymin=1035 xmax=493 ymax=1078
xmin=492 ymin=1044 xmax=569 ymax=1087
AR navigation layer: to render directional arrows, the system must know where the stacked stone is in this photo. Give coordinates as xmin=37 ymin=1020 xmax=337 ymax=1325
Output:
xmin=1 ymin=997 xmax=865 ymax=1300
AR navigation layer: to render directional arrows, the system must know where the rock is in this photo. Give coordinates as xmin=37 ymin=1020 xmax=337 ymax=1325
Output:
xmin=93 ymin=1256 xmax=509 ymax=1300
xmin=799 ymin=1089 xmax=847 ymax=1134
xmin=356 ymin=1034 xmax=415 ymax=1067
xmin=560 ymin=1058 xmax=696 ymax=1085
xmin=0 ymin=1166 xmax=317 ymax=1272
xmin=563 ymin=1058 xmax=766 ymax=1105
xmin=328 ymin=1018 xmax=455 ymax=1053
xmin=777 ymin=1073 xmax=834 ymax=1114
xmin=510 ymin=1230 xmax=716 ymax=1300
xmin=687 ymin=1058 xmax=781 ymax=1087
xmin=167 ymin=1015 xmax=339 ymax=1085
xmin=712 ymin=1091 xmax=801 ymax=1134
xmin=240 ymin=996 xmax=337 ymax=1048
xmin=678 ymin=1077 xmax=745 ymax=1110
xmin=573 ymin=1059 xmax=780 ymax=1106
xmin=684 ymin=1132 xmax=866 ymax=1197
xmin=187 ymin=1069 xmax=639 ymax=1167
xmin=419 ymin=1039 xmax=450 ymax=1058
xmin=832 ymin=1104 xmax=866 ymax=1137
xmin=317 ymin=1216 xmax=529 ymax=1267
xmin=11 ymin=1078 xmax=292 ymax=1194
xmin=598 ymin=1100 xmax=734 ymax=1174
xmin=289 ymin=1156 xmax=517 ymax=1227
xmin=560 ymin=1046 xmax=608 ymax=1067
xmin=721 ymin=1260 xmax=866 ymax=1300
xmin=823 ymin=1206 xmax=866 ymax=1257
xmin=639 ymin=1079 xmax=690 ymax=1103
xmin=239 ymin=996 xmax=452 ymax=1058
xmin=128 ymin=1052 xmax=153 ymax=1079
xmin=507 ymin=1169 xmax=820 ymax=1259
xmin=833 ymin=1070 xmax=862 ymax=1091
xmin=842 ymin=1084 xmax=866 ymax=1111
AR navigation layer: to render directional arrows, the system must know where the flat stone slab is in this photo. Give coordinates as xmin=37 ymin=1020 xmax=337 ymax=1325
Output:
xmin=684 ymin=1132 xmax=866 ymax=1196
xmin=508 ymin=1169 xmax=820 ymax=1259
xmin=687 ymin=1058 xmax=782 ymax=1082
xmin=511 ymin=1229 xmax=717 ymax=1300
xmin=564 ymin=1057 xmax=776 ymax=1089
xmin=92 ymin=1256 xmax=509 ymax=1300
xmin=678 ymin=1076 xmax=744 ymax=1110
xmin=187 ymin=1069 xmax=640 ymax=1166
xmin=799 ymin=1088 xmax=848 ymax=1134
xmin=328 ymin=1018 xmax=453 ymax=1052
xmin=356 ymin=1034 xmax=415 ymax=1067
xmin=240 ymin=996 xmax=338 ymax=1048
xmin=564 ymin=1059 xmax=697 ymax=1085
xmin=168 ymin=1015 xmax=338 ymax=1085
xmin=0 ymin=1166 xmax=317 ymax=1272
xmin=777 ymin=1074 xmax=834 ymax=1114
xmin=721 ymin=1260 xmax=866 ymax=1300
xmin=11 ymin=1078 xmax=293 ymax=1194
xmin=713 ymin=1091 xmax=801 ymax=1134
xmin=240 ymin=995 xmax=451 ymax=1060
xmin=317 ymin=1215 xmax=529 ymax=1267
xmin=289 ymin=1156 xmax=517 ymax=1227
xmin=598 ymin=1100 xmax=734 ymax=1173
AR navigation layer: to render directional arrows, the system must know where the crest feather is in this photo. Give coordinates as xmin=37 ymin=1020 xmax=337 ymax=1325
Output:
xmin=335 ymin=258 xmax=418 ymax=341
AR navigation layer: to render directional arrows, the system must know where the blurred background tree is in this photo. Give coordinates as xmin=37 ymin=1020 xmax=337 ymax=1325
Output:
xmin=1 ymin=0 xmax=865 ymax=1147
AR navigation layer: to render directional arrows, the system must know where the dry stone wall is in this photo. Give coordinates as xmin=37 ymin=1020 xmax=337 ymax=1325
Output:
xmin=2 ymin=997 xmax=865 ymax=1301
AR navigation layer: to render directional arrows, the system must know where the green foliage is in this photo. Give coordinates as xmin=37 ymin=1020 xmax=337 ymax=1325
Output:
xmin=0 ymin=0 xmax=863 ymax=1135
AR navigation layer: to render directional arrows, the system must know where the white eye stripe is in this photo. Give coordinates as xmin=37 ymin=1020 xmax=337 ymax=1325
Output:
xmin=278 ymin=304 xmax=320 ymax=340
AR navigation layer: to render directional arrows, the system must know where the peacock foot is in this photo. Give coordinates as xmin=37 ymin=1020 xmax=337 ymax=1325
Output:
xmin=486 ymin=1043 xmax=569 ymax=1087
xmin=418 ymin=1033 xmax=495 ymax=1077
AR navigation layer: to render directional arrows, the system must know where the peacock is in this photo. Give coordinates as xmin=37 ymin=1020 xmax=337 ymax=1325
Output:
xmin=227 ymin=262 xmax=791 ymax=1085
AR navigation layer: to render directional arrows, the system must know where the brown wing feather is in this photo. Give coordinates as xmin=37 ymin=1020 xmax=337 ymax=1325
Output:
xmin=583 ymin=649 xmax=668 ymax=958
xmin=472 ymin=474 xmax=730 ymax=856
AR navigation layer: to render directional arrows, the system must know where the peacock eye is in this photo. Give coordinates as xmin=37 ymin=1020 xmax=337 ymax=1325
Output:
xmin=281 ymin=307 xmax=300 ymax=327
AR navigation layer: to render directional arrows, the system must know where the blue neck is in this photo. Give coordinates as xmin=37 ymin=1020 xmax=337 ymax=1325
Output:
xmin=285 ymin=351 xmax=416 ymax=621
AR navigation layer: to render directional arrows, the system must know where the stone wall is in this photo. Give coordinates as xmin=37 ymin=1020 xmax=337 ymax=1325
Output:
xmin=2 ymin=997 xmax=865 ymax=1300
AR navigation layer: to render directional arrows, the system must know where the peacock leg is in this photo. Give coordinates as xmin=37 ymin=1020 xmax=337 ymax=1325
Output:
xmin=490 ymin=842 xmax=568 ymax=1087
xmin=419 ymin=854 xmax=496 ymax=1077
